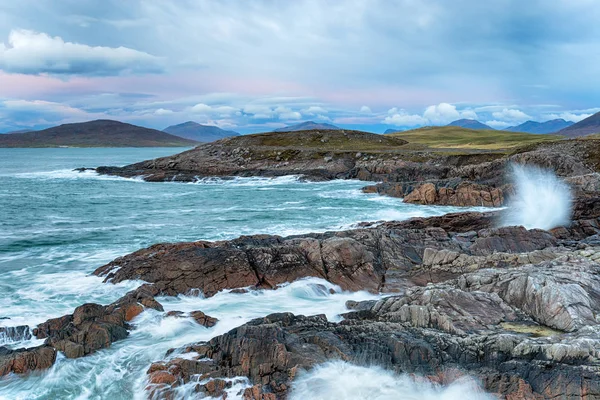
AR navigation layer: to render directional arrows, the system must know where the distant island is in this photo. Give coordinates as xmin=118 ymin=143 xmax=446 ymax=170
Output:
xmin=0 ymin=120 xmax=198 ymax=148
xmin=163 ymin=121 xmax=239 ymax=142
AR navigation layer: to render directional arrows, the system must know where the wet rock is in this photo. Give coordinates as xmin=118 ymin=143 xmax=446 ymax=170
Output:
xmin=190 ymin=311 xmax=218 ymax=328
xmin=0 ymin=325 xmax=32 ymax=343
xmin=149 ymin=310 xmax=600 ymax=399
xmin=0 ymin=345 xmax=57 ymax=376
xmin=34 ymin=287 xmax=163 ymax=359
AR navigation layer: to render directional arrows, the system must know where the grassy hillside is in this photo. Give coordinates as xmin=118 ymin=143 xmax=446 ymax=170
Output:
xmin=390 ymin=126 xmax=563 ymax=150
xmin=222 ymin=128 xmax=408 ymax=151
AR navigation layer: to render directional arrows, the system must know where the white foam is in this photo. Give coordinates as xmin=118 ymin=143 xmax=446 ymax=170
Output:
xmin=11 ymin=169 xmax=144 ymax=182
xmin=501 ymin=164 xmax=573 ymax=230
xmin=191 ymin=175 xmax=302 ymax=186
xmin=289 ymin=361 xmax=494 ymax=400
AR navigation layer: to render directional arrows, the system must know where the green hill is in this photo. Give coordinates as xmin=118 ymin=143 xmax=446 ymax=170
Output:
xmin=389 ymin=126 xmax=563 ymax=150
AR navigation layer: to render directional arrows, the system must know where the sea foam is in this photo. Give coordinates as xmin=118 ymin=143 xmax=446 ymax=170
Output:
xmin=289 ymin=361 xmax=494 ymax=400
xmin=501 ymin=164 xmax=573 ymax=230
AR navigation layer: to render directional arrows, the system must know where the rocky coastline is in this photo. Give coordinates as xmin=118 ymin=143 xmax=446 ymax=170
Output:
xmin=93 ymin=130 xmax=600 ymax=207
xmin=4 ymin=131 xmax=600 ymax=399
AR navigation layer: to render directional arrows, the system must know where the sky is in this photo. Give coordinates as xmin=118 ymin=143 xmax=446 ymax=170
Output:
xmin=0 ymin=0 xmax=599 ymax=134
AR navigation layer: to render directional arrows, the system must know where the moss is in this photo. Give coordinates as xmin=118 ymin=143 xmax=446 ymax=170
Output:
xmin=500 ymin=322 xmax=562 ymax=337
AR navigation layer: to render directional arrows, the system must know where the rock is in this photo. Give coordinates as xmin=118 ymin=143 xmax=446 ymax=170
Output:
xmin=0 ymin=325 xmax=32 ymax=343
xmin=457 ymin=257 xmax=600 ymax=332
xmin=93 ymin=209 xmax=596 ymax=297
xmin=34 ymin=286 xmax=163 ymax=359
xmin=190 ymin=311 xmax=218 ymax=328
xmin=165 ymin=311 xmax=185 ymax=318
xmin=469 ymin=226 xmax=557 ymax=255
xmin=148 ymin=310 xmax=600 ymax=399
xmin=0 ymin=346 xmax=57 ymax=376
xmin=403 ymin=182 xmax=508 ymax=207
xmin=404 ymin=182 xmax=437 ymax=204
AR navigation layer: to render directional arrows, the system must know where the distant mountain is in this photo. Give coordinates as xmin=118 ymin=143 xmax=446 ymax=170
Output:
xmin=163 ymin=121 xmax=239 ymax=143
xmin=4 ymin=129 xmax=34 ymax=134
xmin=504 ymin=119 xmax=573 ymax=134
xmin=0 ymin=120 xmax=198 ymax=148
xmin=447 ymin=119 xmax=494 ymax=130
xmin=273 ymin=121 xmax=341 ymax=132
xmin=558 ymin=112 xmax=600 ymax=137
xmin=384 ymin=128 xmax=402 ymax=134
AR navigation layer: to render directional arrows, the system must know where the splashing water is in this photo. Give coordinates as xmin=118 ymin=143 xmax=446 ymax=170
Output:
xmin=501 ymin=164 xmax=573 ymax=230
xmin=289 ymin=361 xmax=495 ymax=400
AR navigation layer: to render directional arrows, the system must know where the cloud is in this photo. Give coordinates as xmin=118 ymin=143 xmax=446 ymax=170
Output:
xmin=491 ymin=108 xmax=532 ymax=123
xmin=423 ymin=103 xmax=478 ymax=124
xmin=360 ymin=106 xmax=372 ymax=113
xmin=485 ymin=120 xmax=513 ymax=129
xmin=304 ymin=106 xmax=328 ymax=115
xmin=0 ymin=29 xmax=163 ymax=76
xmin=154 ymin=108 xmax=173 ymax=116
xmin=3 ymin=99 xmax=89 ymax=116
xmin=190 ymin=103 xmax=238 ymax=116
xmin=544 ymin=111 xmax=596 ymax=122
xmin=383 ymin=108 xmax=428 ymax=127
xmin=383 ymin=103 xmax=478 ymax=127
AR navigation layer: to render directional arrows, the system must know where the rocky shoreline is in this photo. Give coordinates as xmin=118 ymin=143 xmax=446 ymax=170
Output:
xmin=4 ymin=132 xmax=600 ymax=399
xmin=2 ymin=201 xmax=600 ymax=398
xmin=93 ymin=129 xmax=600 ymax=207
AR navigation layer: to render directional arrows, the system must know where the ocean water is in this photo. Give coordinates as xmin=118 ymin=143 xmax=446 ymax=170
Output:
xmin=0 ymin=148 xmax=494 ymax=399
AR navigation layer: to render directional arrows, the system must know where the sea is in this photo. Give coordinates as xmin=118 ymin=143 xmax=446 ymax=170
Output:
xmin=0 ymin=147 xmax=494 ymax=399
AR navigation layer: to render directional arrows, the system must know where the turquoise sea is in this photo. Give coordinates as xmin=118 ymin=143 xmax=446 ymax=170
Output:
xmin=0 ymin=148 xmax=494 ymax=399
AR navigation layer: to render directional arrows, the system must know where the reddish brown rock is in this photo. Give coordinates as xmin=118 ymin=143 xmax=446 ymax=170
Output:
xmin=190 ymin=311 xmax=218 ymax=328
xmin=34 ymin=286 xmax=164 ymax=359
xmin=403 ymin=182 xmax=508 ymax=207
xmin=0 ymin=346 xmax=57 ymax=376
xmin=243 ymin=385 xmax=277 ymax=400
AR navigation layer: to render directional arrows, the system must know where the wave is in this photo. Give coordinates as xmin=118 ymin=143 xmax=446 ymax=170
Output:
xmin=9 ymin=169 xmax=145 ymax=182
xmin=289 ymin=361 xmax=494 ymax=400
xmin=190 ymin=175 xmax=302 ymax=186
xmin=501 ymin=164 xmax=573 ymax=230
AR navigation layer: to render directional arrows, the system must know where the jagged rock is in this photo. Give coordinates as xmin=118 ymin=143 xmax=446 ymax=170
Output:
xmin=0 ymin=325 xmax=32 ymax=343
xmin=457 ymin=257 xmax=600 ymax=332
xmin=190 ymin=311 xmax=218 ymax=328
xmin=34 ymin=286 xmax=163 ymax=359
xmin=0 ymin=345 xmax=57 ymax=376
xmin=148 ymin=311 xmax=600 ymax=399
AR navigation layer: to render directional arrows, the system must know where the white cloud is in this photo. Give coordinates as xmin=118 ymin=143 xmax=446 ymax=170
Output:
xmin=273 ymin=106 xmax=302 ymax=120
xmin=485 ymin=120 xmax=513 ymax=129
xmin=423 ymin=103 xmax=477 ymax=124
xmin=383 ymin=108 xmax=428 ymax=126
xmin=360 ymin=105 xmax=372 ymax=113
xmin=190 ymin=103 xmax=213 ymax=113
xmin=3 ymin=99 xmax=89 ymax=116
xmin=278 ymin=111 xmax=302 ymax=120
xmin=491 ymin=108 xmax=532 ymax=122
xmin=304 ymin=106 xmax=328 ymax=115
xmin=0 ymin=29 xmax=163 ymax=76
xmin=154 ymin=108 xmax=173 ymax=116
xmin=544 ymin=111 xmax=592 ymax=122
xmin=384 ymin=103 xmax=478 ymax=127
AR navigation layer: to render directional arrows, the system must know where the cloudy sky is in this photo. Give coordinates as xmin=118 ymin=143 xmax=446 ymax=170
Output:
xmin=0 ymin=0 xmax=599 ymax=133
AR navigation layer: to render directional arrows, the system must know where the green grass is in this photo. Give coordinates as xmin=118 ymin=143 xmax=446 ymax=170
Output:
xmin=227 ymin=129 xmax=409 ymax=151
xmin=390 ymin=126 xmax=563 ymax=150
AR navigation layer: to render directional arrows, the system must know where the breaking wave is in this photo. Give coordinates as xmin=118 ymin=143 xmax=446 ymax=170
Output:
xmin=501 ymin=164 xmax=573 ymax=230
